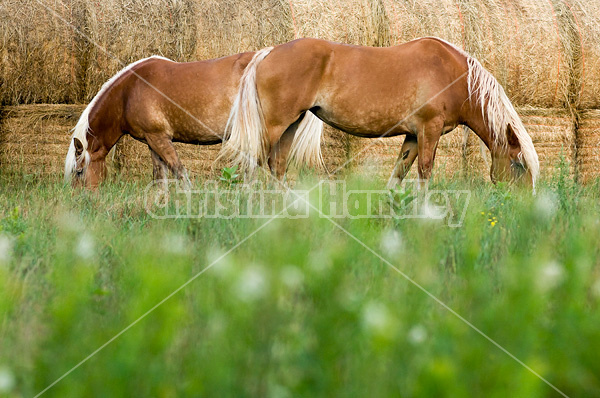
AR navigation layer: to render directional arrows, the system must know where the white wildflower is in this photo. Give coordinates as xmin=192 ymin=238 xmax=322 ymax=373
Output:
xmin=534 ymin=191 xmax=559 ymax=219
xmin=0 ymin=235 xmax=13 ymax=265
xmin=0 ymin=366 xmax=15 ymax=394
xmin=408 ymin=325 xmax=428 ymax=345
xmin=208 ymin=248 xmax=233 ymax=279
xmin=591 ymin=279 xmax=600 ymax=298
xmin=380 ymin=229 xmax=403 ymax=257
xmin=280 ymin=266 xmax=304 ymax=289
xmin=234 ymin=265 xmax=269 ymax=302
xmin=537 ymin=261 xmax=565 ymax=292
xmin=162 ymin=233 xmax=188 ymax=255
xmin=422 ymin=197 xmax=447 ymax=220
xmin=308 ymin=250 xmax=332 ymax=274
xmin=362 ymin=301 xmax=397 ymax=338
xmin=75 ymin=233 xmax=95 ymax=260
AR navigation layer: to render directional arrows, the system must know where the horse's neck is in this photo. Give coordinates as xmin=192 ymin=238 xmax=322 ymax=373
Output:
xmin=463 ymin=108 xmax=494 ymax=151
xmin=87 ymin=105 xmax=123 ymax=159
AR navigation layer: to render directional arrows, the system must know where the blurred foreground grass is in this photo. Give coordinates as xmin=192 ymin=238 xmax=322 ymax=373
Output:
xmin=0 ymin=170 xmax=599 ymax=397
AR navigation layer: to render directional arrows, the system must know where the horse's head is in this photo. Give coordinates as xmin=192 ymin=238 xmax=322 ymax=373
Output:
xmin=65 ymin=137 xmax=92 ymax=188
xmin=490 ymin=124 xmax=537 ymax=188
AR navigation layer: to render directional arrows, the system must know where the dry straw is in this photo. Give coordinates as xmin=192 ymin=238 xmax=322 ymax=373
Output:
xmin=195 ymin=0 xmax=293 ymax=59
xmin=569 ymin=0 xmax=600 ymax=109
xmin=84 ymin=0 xmax=198 ymax=101
xmin=452 ymin=107 xmax=576 ymax=180
xmin=576 ymin=110 xmax=600 ymax=183
xmin=1 ymin=0 xmax=600 ymax=181
xmin=0 ymin=0 xmax=85 ymax=104
xmin=114 ymin=136 xmax=224 ymax=180
xmin=1 ymin=0 xmax=598 ymax=108
xmin=0 ymin=105 xmax=86 ymax=174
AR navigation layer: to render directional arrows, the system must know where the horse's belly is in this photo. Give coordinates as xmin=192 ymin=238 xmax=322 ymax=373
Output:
xmin=315 ymin=106 xmax=414 ymax=138
xmin=169 ymin=113 xmax=226 ymax=144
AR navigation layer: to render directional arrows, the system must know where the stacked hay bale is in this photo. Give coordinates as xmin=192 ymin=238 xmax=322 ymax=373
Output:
xmin=288 ymin=0 xmax=386 ymax=46
xmin=569 ymin=0 xmax=600 ymax=109
xmin=0 ymin=0 xmax=86 ymax=104
xmin=454 ymin=108 xmax=576 ymax=180
xmin=569 ymin=1 xmax=600 ymax=183
xmin=114 ymin=137 xmax=223 ymax=181
xmin=1 ymin=0 xmax=600 ymax=183
xmin=519 ymin=107 xmax=576 ymax=176
xmin=195 ymin=0 xmax=293 ymax=59
xmin=0 ymin=105 xmax=86 ymax=174
xmin=576 ymin=110 xmax=600 ymax=184
xmin=84 ymin=0 xmax=198 ymax=100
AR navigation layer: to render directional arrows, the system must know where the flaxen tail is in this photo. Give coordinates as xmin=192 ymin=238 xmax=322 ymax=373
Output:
xmin=219 ymin=47 xmax=274 ymax=173
xmin=219 ymin=46 xmax=325 ymax=173
xmin=287 ymin=112 xmax=325 ymax=169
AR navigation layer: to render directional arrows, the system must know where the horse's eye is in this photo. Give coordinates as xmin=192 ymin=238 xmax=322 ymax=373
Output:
xmin=511 ymin=160 xmax=526 ymax=175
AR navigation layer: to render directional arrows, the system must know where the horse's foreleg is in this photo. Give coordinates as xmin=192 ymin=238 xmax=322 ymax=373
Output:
xmin=146 ymin=135 xmax=191 ymax=189
xmin=150 ymin=148 xmax=169 ymax=181
xmin=267 ymin=118 xmax=303 ymax=179
xmin=417 ymin=118 xmax=444 ymax=184
xmin=387 ymin=135 xmax=418 ymax=189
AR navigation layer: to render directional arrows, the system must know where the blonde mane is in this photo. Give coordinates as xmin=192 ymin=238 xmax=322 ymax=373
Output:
xmin=422 ymin=37 xmax=540 ymax=186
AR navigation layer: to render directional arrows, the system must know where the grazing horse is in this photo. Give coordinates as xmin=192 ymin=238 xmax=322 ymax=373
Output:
xmin=64 ymin=50 xmax=323 ymax=188
xmin=220 ymin=37 xmax=540 ymax=188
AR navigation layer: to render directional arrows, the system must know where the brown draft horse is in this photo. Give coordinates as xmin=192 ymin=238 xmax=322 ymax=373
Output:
xmin=64 ymin=50 xmax=323 ymax=188
xmin=220 ymin=37 xmax=540 ymax=188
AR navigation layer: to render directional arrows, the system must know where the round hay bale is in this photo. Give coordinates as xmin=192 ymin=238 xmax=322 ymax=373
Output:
xmin=576 ymin=110 xmax=600 ymax=184
xmin=346 ymin=130 xmax=467 ymax=182
xmin=0 ymin=0 xmax=85 ymax=105
xmin=0 ymin=105 xmax=86 ymax=174
xmin=384 ymin=0 xmax=572 ymax=109
xmin=321 ymin=126 xmax=351 ymax=175
xmin=195 ymin=0 xmax=293 ymax=59
xmin=568 ymin=1 xmax=600 ymax=109
xmin=112 ymin=136 xmax=225 ymax=182
xmin=288 ymin=0 xmax=387 ymax=46
xmin=518 ymin=107 xmax=575 ymax=178
xmin=84 ymin=0 xmax=198 ymax=101
xmin=459 ymin=107 xmax=576 ymax=181
xmin=383 ymin=0 xmax=463 ymax=47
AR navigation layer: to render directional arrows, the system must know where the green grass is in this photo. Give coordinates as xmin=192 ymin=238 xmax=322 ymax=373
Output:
xmin=0 ymin=169 xmax=599 ymax=397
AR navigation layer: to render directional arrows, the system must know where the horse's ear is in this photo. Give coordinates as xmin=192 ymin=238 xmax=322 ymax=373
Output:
xmin=506 ymin=124 xmax=520 ymax=147
xmin=73 ymin=138 xmax=84 ymax=156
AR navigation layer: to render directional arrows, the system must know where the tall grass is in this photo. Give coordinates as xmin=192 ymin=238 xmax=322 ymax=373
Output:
xmin=0 ymin=171 xmax=599 ymax=396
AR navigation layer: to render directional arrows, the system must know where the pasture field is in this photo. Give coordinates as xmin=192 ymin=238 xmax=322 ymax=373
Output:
xmin=0 ymin=168 xmax=599 ymax=397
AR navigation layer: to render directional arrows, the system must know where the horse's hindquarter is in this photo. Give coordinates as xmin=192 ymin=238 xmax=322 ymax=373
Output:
xmin=313 ymin=39 xmax=469 ymax=137
xmin=124 ymin=54 xmax=253 ymax=144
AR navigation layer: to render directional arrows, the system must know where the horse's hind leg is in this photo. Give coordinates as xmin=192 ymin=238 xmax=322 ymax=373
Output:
xmin=146 ymin=134 xmax=191 ymax=189
xmin=267 ymin=117 xmax=303 ymax=179
xmin=417 ymin=117 xmax=444 ymax=183
xmin=387 ymin=135 xmax=418 ymax=189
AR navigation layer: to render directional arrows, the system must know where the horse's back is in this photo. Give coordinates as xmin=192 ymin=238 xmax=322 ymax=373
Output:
xmin=121 ymin=52 xmax=256 ymax=143
xmin=256 ymin=37 xmax=471 ymax=137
